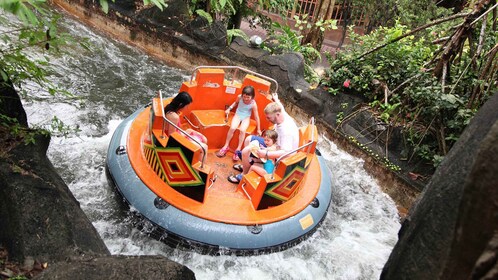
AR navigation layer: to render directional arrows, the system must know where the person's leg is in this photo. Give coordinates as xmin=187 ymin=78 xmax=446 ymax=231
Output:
xmin=243 ymin=135 xmax=253 ymax=148
xmin=249 ymin=164 xmax=267 ymax=177
xmin=236 ymin=118 xmax=251 ymax=151
xmin=241 ymin=145 xmax=252 ymax=175
xmin=224 ymin=114 xmax=241 ymax=148
xmin=217 ymin=115 xmax=241 ymax=157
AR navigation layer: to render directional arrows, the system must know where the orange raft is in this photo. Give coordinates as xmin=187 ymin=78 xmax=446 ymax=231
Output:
xmin=106 ymin=66 xmax=332 ymax=255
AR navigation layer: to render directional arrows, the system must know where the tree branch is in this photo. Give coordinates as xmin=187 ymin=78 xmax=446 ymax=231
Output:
xmin=354 ymin=13 xmax=469 ymax=62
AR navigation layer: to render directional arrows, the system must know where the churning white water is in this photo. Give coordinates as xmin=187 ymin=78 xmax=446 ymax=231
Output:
xmin=10 ymin=12 xmax=400 ymax=280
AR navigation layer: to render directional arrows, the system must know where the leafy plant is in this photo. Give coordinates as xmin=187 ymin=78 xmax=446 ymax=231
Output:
xmin=195 ymin=9 xmax=213 ymax=25
xmin=226 ymin=28 xmax=248 ymax=45
xmin=1 ymin=0 xmax=167 ymax=142
xmin=264 ymin=21 xmax=321 ymax=84
xmin=324 ymin=16 xmax=497 ymax=166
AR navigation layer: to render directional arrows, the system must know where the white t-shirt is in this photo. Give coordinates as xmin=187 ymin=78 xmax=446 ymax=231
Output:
xmin=276 ymin=111 xmax=299 ymax=152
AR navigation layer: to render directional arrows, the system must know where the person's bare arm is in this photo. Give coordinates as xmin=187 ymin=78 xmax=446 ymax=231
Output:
xmin=225 ymin=95 xmax=241 ymax=115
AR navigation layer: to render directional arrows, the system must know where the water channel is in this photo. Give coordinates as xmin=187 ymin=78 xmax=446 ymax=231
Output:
xmin=14 ymin=14 xmax=400 ymax=280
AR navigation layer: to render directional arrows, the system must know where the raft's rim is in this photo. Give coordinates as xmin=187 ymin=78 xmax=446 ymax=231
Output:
xmin=105 ymin=106 xmax=333 ymax=255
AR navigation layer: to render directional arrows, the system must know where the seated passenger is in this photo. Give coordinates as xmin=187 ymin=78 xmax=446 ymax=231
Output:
xmin=247 ymin=130 xmax=278 ymax=176
xmin=164 ymin=91 xmax=208 ymax=152
xmin=216 ymin=85 xmax=261 ymax=161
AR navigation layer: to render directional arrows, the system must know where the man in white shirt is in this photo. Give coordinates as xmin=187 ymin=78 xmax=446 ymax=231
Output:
xmin=228 ymin=93 xmax=299 ymax=183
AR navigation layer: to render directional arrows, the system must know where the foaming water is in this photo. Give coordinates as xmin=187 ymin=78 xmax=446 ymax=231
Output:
xmin=14 ymin=13 xmax=400 ymax=279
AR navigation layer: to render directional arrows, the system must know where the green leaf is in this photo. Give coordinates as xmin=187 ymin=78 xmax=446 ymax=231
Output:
xmin=151 ymin=0 xmax=167 ymax=11
xmin=99 ymin=0 xmax=109 ymax=13
xmin=195 ymin=9 xmax=212 ymax=25
xmin=0 ymin=70 xmax=8 ymax=82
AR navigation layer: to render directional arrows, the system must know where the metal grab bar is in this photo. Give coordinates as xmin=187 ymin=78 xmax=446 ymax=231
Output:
xmin=158 ymin=90 xmax=207 ymax=168
xmin=241 ymin=183 xmax=252 ymax=200
xmin=271 ymin=117 xmax=316 ymax=180
xmin=190 ymin=66 xmax=280 ymax=97
xmin=183 ymin=115 xmax=200 ymax=129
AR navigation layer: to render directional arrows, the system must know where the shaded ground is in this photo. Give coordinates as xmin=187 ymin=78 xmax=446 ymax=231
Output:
xmin=0 ymin=245 xmax=44 ymax=279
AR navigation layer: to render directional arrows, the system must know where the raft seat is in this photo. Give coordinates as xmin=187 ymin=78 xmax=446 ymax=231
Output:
xmin=161 ymin=132 xmax=213 ymax=203
xmin=189 ymin=110 xmax=256 ymax=149
xmin=150 ymin=97 xmax=171 ymax=147
xmin=298 ymin=124 xmax=318 ymax=167
xmin=239 ymin=152 xmax=308 ymax=210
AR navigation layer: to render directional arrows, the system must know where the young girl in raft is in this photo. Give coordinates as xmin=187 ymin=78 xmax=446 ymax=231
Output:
xmin=249 ymin=129 xmax=279 ymax=176
xmin=228 ymin=130 xmax=278 ymax=183
xmin=164 ymin=91 xmax=208 ymax=153
xmin=216 ymin=85 xmax=261 ymax=161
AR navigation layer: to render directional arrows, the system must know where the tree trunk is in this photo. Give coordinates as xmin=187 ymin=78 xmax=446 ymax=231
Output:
xmin=301 ymin=0 xmax=335 ymax=50
xmin=434 ymin=0 xmax=491 ymax=79
xmin=338 ymin=0 xmax=351 ymax=49
xmin=227 ymin=0 xmax=246 ymax=29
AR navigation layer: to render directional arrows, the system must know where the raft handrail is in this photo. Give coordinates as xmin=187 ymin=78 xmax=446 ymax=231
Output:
xmin=271 ymin=117 xmax=316 ymax=180
xmin=158 ymin=90 xmax=206 ymax=168
xmin=190 ymin=66 xmax=279 ymax=95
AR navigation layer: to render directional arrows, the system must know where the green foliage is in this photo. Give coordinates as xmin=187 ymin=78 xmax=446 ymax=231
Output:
xmin=348 ymin=135 xmax=402 ymax=172
xmin=0 ymin=114 xmax=38 ymax=145
xmin=7 ymin=275 xmax=28 ymax=280
xmin=195 ymin=9 xmax=213 ymax=24
xmin=143 ymin=0 xmax=168 ymax=11
xmin=326 ymin=22 xmax=436 ymax=98
xmin=188 ymin=0 xmax=295 ymax=30
xmin=0 ymin=14 xmax=73 ymax=98
xmin=226 ymin=28 xmax=248 ymax=45
xmin=42 ymin=116 xmax=81 ymax=138
xmin=324 ymin=19 xmax=497 ymax=166
xmin=294 ymin=14 xmax=337 ymax=33
xmin=98 ymin=0 xmax=167 ymax=14
xmin=354 ymin=0 xmax=450 ymax=29
xmin=0 ymin=0 xmax=46 ymax=25
xmin=264 ymin=21 xmax=321 ymax=84
xmin=188 ymin=0 xmax=240 ymax=19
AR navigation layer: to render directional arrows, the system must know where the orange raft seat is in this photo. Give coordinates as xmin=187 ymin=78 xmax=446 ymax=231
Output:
xmin=105 ymin=66 xmax=333 ymax=255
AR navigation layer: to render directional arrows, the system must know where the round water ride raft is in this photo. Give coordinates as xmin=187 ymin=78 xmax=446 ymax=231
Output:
xmin=106 ymin=66 xmax=333 ymax=255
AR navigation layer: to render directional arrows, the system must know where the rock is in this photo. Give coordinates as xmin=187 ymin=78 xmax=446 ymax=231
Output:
xmin=182 ymin=17 xmax=227 ymax=55
xmin=0 ymin=132 xmax=110 ymax=263
xmin=34 ymin=255 xmax=195 ymax=280
xmin=380 ymin=93 xmax=498 ymax=279
xmin=0 ymin=78 xmax=27 ymax=127
xmin=135 ymin=0 xmax=189 ymax=30
xmin=22 ymin=256 xmax=35 ymax=272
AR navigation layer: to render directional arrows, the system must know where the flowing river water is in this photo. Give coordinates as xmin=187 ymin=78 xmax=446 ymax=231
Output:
xmin=12 ymin=14 xmax=400 ymax=280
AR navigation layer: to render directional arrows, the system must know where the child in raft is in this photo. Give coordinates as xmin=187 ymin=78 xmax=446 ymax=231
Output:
xmin=249 ymin=129 xmax=279 ymax=176
xmin=216 ymin=85 xmax=261 ymax=161
xmin=228 ymin=130 xmax=278 ymax=183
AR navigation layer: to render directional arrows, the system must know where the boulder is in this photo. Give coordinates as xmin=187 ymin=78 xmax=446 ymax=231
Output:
xmin=0 ymin=132 xmax=110 ymax=263
xmin=380 ymin=93 xmax=498 ymax=279
xmin=34 ymin=255 xmax=195 ymax=280
xmin=0 ymin=78 xmax=27 ymax=127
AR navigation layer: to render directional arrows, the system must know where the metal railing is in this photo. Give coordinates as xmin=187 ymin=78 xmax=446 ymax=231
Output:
xmin=158 ymin=90 xmax=207 ymax=168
